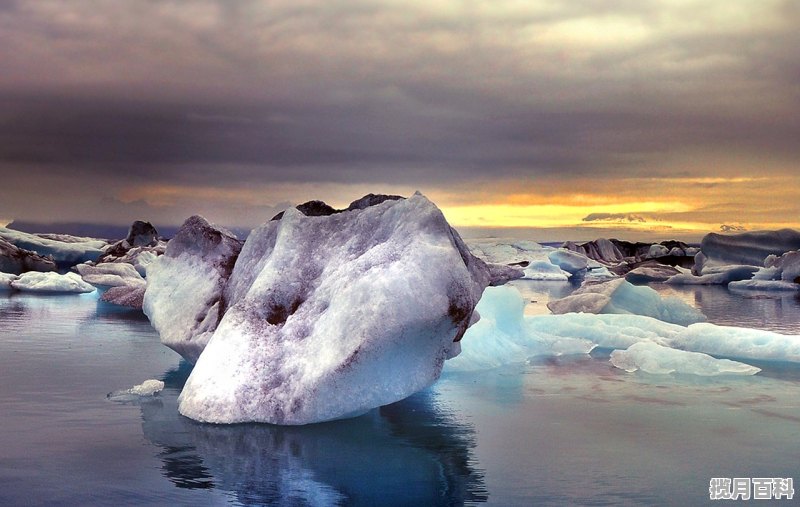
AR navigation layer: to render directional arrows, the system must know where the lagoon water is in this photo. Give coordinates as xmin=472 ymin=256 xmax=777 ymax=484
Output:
xmin=1 ymin=284 xmax=800 ymax=506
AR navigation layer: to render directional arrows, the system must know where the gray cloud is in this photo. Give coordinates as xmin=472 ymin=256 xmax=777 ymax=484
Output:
xmin=0 ymin=0 xmax=798 ymax=225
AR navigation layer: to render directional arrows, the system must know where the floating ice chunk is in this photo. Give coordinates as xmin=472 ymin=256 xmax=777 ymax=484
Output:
xmin=585 ymin=264 xmax=617 ymax=280
xmin=610 ymin=341 xmax=760 ymax=376
xmin=673 ymin=323 xmax=800 ymax=363
xmin=77 ymin=262 xmax=145 ymax=289
xmin=0 ymin=227 xmax=107 ymax=267
xmin=0 ymin=238 xmax=57 ymax=274
xmin=467 ymin=240 xmax=549 ymax=265
xmin=700 ymin=228 xmax=800 ymax=267
xmin=523 ymin=260 xmax=571 ymax=281
xmin=10 ymin=271 xmax=95 ymax=293
xmin=547 ymin=279 xmax=705 ymax=326
xmin=666 ymin=265 xmax=758 ymax=285
xmin=648 ymin=244 xmax=670 ymax=258
xmin=528 ymin=313 xmax=800 ymax=363
xmin=176 ymin=193 xmax=491 ymax=425
xmin=548 ymin=249 xmax=589 ymax=274
xmin=728 ymin=280 xmax=800 ymax=291
xmin=143 ymin=216 xmax=243 ymax=363
xmin=0 ymin=271 xmax=17 ymax=291
xmin=445 ymin=286 xmax=595 ymax=372
xmin=625 ymin=264 xmax=681 ymax=284
xmin=108 ymin=379 xmax=165 ymax=401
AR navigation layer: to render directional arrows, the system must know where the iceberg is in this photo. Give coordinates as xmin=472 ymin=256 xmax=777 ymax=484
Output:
xmin=548 ymin=249 xmax=589 ymax=275
xmin=666 ymin=265 xmax=758 ymax=285
xmin=444 ymin=286 xmax=594 ymax=371
xmin=547 ymin=279 xmax=706 ymax=326
xmin=728 ymin=251 xmax=800 ymax=291
xmin=467 ymin=240 xmax=549 ymax=266
xmin=648 ymin=244 xmax=670 ymax=258
xmin=523 ymin=260 xmax=571 ymax=281
xmin=609 ymin=341 xmax=760 ymax=376
xmin=143 ymin=216 xmax=243 ymax=363
xmin=0 ymin=227 xmax=107 ymax=267
xmin=699 ymin=229 xmax=800 ymax=267
xmin=0 ymin=238 xmax=57 ymax=275
xmin=98 ymin=221 xmax=166 ymax=276
xmin=10 ymin=271 xmax=96 ymax=294
xmin=148 ymin=193 xmax=492 ymax=425
xmin=77 ymin=262 xmax=146 ymax=289
xmin=625 ymin=264 xmax=681 ymax=284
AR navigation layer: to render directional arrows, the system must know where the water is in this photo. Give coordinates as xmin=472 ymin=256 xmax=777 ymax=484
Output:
xmin=1 ymin=289 xmax=800 ymax=506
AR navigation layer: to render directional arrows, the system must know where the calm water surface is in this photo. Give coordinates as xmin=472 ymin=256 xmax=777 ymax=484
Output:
xmin=1 ymin=288 xmax=799 ymax=506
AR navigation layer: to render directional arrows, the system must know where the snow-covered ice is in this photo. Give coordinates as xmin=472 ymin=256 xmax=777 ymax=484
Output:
xmin=547 ymin=279 xmax=706 ymax=326
xmin=609 ymin=341 xmax=760 ymax=376
xmin=0 ymin=227 xmax=107 ymax=267
xmin=0 ymin=272 xmax=16 ymax=290
xmin=10 ymin=271 xmax=96 ymax=294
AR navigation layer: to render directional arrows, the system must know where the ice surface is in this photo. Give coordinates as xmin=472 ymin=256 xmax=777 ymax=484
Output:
xmin=171 ymin=194 xmax=492 ymax=425
xmin=10 ymin=271 xmax=96 ymax=293
xmin=0 ymin=227 xmax=107 ymax=267
xmin=523 ymin=260 xmax=571 ymax=281
xmin=728 ymin=250 xmax=800 ymax=291
xmin=77 ymin=262 xmax=145 ymax=289
xmin=728 ymin=280 xmax=800 ymax=291
xmin=143 ymin=216 xmax=243 ymax=363
xmin=444 ymin=286 xmax=594 ymax=371
xmin=666 ymin=265 xmax=758 ymax=285
xmin=609 ymin=341 xmax=761 ymax=376
xmin=107 ymin=379 xmax=165 ymax=401
xmin=547 ymin=279 xmax=706 ymax=326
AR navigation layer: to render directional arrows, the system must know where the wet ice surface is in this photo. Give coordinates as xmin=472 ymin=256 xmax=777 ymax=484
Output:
xmin=1 ymin=289 xmax=800 ymax=505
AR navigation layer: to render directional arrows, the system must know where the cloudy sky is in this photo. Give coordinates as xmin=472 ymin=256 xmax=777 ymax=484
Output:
xmin=1 ymin=0 xmax=798 ymax=238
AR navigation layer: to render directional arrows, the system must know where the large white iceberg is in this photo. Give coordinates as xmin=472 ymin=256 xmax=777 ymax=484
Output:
xmin=0 ymin=227 xmax=107 ymax=267
xmin=149 ymin=193 xmax=493 ymax=425
xmin=547 ymin=278 xmax=706 ymax=326
xmin=143 ymin=216 xmax=243 ymax=363
xmin=609 ymin=341 xmax=760 ymax=376
xmin=10 ymin=271 xmax=96 ymax=293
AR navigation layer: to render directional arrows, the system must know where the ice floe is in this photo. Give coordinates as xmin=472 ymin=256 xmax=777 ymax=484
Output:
xmin=10 ymin=271 xmax=96 ymax=294
xmin=0 ymin=227 xmax=107 ymax=267
xmin=609 ymin=341 xmax=761 ymax=376
xmin=547 ymin=279 xmax=706 ymax=326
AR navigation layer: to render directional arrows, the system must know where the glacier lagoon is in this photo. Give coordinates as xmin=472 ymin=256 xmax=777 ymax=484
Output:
xmin=1 ymin=284 xmax=800 ymax=506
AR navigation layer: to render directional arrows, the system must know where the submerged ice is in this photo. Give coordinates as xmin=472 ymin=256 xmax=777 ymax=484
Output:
xmin=609 ymin=341 xmax=760 ymax=376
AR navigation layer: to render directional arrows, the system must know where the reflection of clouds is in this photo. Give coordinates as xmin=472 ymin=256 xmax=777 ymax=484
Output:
xmin=140 ymin=363 xmax=487 ymax=506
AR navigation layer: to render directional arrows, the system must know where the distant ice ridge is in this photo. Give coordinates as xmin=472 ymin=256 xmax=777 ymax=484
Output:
xmin=609 ymin=342 xmax=760 ymax=376
xmin=547 ymin=279 xmax=706 ymax=326
xmin=448 ymin=285 xmax=800 ymax=375
xmin=146 ymin=193 xmax=494 ymax=425
xmin=523 ymin=260 xmax=571 ymax=281
xmin=9 ymin=271 xmax=95 ymax=294
xmin=0 ymin=226 xmax=107 ymax=267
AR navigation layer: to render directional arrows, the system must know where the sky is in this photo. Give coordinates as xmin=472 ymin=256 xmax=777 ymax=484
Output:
xmin=0 ymin=0 xmax=798 ymax=240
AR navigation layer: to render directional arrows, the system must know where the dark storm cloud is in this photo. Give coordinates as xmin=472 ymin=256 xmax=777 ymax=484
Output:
xmin=0 ymin=0 xmax=798 ymax=224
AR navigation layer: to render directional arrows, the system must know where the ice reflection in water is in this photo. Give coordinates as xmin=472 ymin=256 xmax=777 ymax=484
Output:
xmin=139 ymin=362 xmax=488 ymax=506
